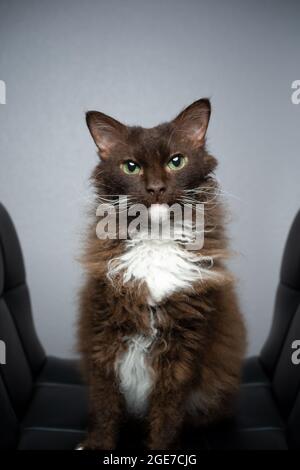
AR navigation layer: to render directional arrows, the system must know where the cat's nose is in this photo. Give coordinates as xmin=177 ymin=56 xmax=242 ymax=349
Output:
xmin=146 ymin=182 xmax=166 ymax=197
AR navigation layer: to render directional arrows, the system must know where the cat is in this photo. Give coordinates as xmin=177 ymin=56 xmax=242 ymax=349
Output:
xmin=77 ymin=98 xmax=246 ymax=450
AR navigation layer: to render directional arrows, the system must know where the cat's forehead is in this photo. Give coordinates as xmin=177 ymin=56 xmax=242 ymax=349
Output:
xmin=127 ymin=124 xmax=173 ymax=162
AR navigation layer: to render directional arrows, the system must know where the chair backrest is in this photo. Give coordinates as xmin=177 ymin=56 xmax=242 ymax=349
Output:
xmin=0 ymin=203 xmax=45 ymax=448
xmin=260 ymin=210 xmax=300 ymax=449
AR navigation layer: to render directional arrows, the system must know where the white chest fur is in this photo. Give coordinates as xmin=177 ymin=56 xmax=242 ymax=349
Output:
xmin=115 ymin=334 xmax=154 ymax=416
xmin=115 ymin=310 xmax=158 ymax=416
xmin=108 ymin=238 xmax=207 ymax=304
xmin=109 ymin=235 xmax=214 ymax=415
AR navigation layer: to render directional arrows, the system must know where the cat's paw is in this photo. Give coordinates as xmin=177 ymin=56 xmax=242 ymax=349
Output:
xmin=75 ymin=443 xmax=85 ymax=450
xmin=76 ymin=437 xmax=116 ymax=450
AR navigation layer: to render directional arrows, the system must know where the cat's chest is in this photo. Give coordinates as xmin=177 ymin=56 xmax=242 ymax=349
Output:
xmin=108 ymin=239 xmax=203 ymax=304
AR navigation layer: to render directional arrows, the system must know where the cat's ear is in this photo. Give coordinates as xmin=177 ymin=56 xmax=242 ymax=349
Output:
xmin=86 ymin=111 xmax=127 ymax=158
xmin=172 ymin=98 xmax=211 ymax=147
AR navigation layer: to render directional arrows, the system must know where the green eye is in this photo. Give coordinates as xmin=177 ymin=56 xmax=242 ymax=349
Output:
xmin=121 ymin=160 xmax=141 ymax=175
xmin=167 ymin=153 xmax=187 ymax=171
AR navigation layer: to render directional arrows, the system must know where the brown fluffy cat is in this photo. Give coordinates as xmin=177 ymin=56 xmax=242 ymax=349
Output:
xmin=78 ymin=99 xmax=246 ymax=450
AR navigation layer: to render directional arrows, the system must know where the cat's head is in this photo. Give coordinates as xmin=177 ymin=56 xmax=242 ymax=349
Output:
xmin=86 ymin=99 xmax=217 ymax=207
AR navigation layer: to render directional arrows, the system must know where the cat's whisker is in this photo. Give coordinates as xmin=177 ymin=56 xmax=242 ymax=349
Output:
xmin=184 ymin=186 xmax=241 ymax=202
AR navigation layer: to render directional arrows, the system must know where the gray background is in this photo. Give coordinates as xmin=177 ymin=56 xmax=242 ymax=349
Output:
xmin=0 ymin=0 xmax=299 ymax=357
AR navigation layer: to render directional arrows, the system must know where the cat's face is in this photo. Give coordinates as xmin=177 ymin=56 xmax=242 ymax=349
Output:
xmin=86 ymin=99 xmax=217 ymax=207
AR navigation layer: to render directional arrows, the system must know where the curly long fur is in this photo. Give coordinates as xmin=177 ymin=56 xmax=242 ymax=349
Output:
xmin=77 ymin=99 xmax=247 ymax=450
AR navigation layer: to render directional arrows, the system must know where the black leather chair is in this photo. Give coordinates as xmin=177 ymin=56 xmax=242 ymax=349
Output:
xmin=0 ymin=201 xmax=299 ymax=450
xmin=0 ymin=203 xmax=87 ymax=450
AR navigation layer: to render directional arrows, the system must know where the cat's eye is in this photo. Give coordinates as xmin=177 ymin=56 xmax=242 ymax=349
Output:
xmin=167 ymin=153 xmax=187 ymax=171
xmin=121 ymin=160 xmax=141 ymax=175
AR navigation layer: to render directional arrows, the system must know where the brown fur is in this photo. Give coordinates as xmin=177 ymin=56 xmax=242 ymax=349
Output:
xmin=77 ymin=99 xmax=246 ymax=449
